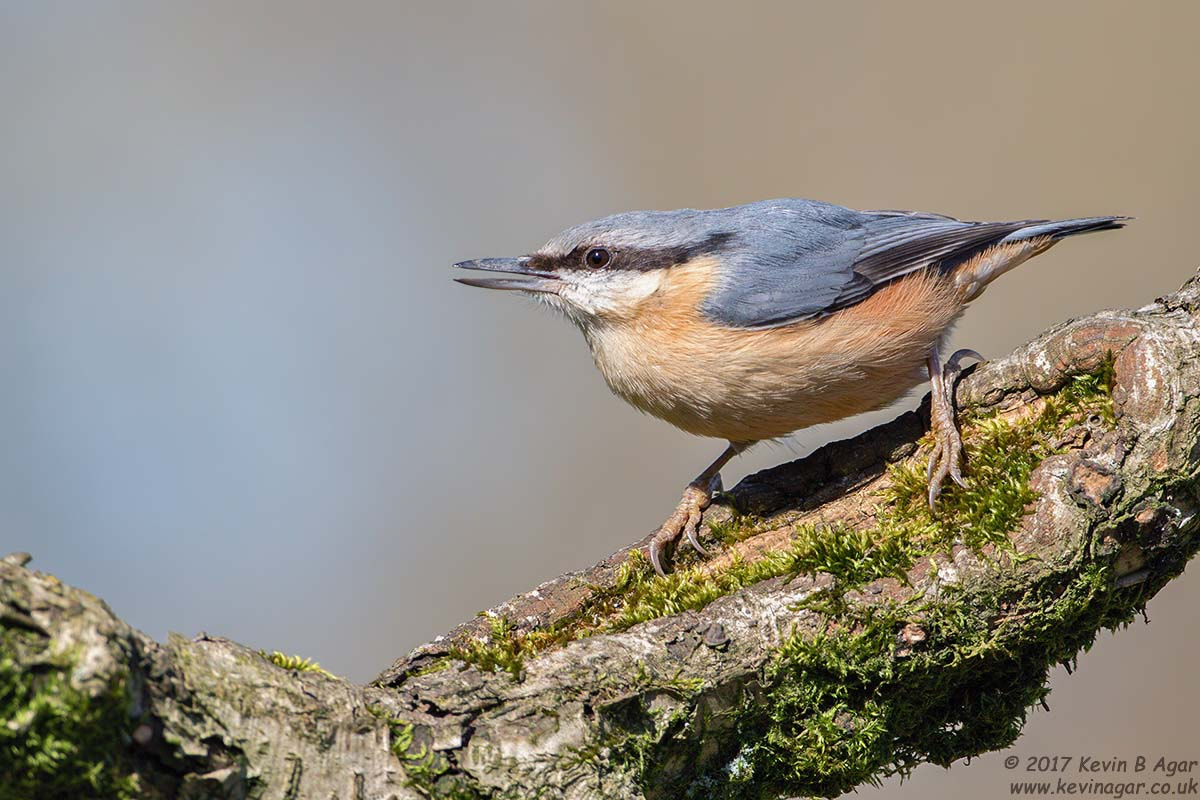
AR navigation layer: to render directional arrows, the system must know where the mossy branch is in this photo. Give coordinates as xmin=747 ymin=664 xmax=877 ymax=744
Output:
xmin=5 ymin=272 xmax=1200 ymax=799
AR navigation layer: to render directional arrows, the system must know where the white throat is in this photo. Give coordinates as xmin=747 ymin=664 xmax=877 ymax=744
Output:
xmin=536 ymin=269 xmax=666 ymax=328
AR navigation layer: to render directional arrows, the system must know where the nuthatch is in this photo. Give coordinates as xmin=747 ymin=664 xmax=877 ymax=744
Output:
xmin=454 ymin=198 xmax=1125 ymax=575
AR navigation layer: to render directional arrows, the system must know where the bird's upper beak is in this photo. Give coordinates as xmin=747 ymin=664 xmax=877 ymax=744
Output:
xmin=453 ymin=257 xmax=561 ymax=294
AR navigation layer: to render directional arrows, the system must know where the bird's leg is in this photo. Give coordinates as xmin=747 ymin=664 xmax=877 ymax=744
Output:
xmin=925 ymin=347 xmax=984 ymax=508
xmin=648 ymin=442 xmax=748 ymax=576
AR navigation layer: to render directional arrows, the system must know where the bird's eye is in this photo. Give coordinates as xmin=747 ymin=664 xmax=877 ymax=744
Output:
xmin=585 ymin=247 xmax=611 ymax=268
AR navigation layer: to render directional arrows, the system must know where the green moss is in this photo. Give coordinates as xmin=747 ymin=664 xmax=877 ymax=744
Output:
xmin=369 ymin=706 xmax=480 ymax=799
xmin=412 ymin=658 xmax=454 ymax=677
xmin=448 ymin=367 xmax=1116 ymax=679
xmin=388 ymin=720 xmax=450 ymax=789
xmin=259 ymin=649 xmax=337 ymax=679
xmin=881 ymin=365 xmax=1116 ymax=552
xmin=446 ymin=527 xmax=912 ymax=678
xmin=447 ymin=616 xmax=527 ymax=678
xmin=706 ymin=507 xmax=764 ymax=547
xmin=606 ymin=526 xmax=913 ymax=630
xmin=0 ymin=628 xmax=140 ymax=800
xmin=709 ymin=561 xmax=1140 ymax=798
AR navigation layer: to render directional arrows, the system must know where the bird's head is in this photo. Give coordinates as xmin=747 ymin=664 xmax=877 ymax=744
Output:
xmin=454 ymin=209 xmax=734 ymax=328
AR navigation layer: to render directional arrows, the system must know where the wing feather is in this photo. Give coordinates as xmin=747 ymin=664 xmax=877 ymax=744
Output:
xmin=701 ymin=201 xmax=1043 ymax=329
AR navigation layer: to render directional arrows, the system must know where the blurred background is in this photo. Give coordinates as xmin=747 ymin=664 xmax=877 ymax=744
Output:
xmin=3 ymin=1 xmax=1197 ymax=796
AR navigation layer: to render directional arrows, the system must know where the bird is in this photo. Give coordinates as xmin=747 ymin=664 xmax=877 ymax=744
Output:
xmin=453 ymin=198 xmax=1126 ymax=576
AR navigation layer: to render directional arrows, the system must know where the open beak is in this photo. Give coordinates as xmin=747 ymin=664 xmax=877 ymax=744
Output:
xmin=453 ymin=257 xmax=561 ymax=294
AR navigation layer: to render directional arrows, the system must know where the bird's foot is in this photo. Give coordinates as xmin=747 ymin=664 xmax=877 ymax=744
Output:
xmin=648 ymin=473 xmax=723 ymax=576
xmin=927 ymin=348 xmax=983 ymax=509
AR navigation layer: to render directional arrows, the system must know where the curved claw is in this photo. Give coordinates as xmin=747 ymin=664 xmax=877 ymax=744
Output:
xmin=649 ymin=538 xmax=668 ymax=577
xmin=685 ymin=511 xmax=708 ymax=557
xmin=944 ymin=348 xmax=984 ymax=377
xmin=949 ymin=457 xmax=967 ymax=488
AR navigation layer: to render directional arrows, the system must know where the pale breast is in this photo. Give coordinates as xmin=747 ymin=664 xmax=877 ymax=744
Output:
xmin=585 ymin=261 xmax=966 ymax=442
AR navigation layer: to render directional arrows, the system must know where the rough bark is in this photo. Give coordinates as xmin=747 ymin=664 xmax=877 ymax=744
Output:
xmin=5 ymin=272 xmax=1200 ymax=800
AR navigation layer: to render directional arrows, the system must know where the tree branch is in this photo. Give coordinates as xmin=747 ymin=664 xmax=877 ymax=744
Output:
xmin=5 ymin=272 xmax=1200 ymax=800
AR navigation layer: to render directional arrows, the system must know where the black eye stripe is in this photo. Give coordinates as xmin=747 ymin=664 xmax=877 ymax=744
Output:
xmin=529 ymin=232 xmax=735 ymax=274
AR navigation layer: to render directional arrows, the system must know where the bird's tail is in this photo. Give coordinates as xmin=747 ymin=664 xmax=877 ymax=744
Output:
xmin=999 ymin=215 xmax=1130 ymax=244
xmin=952 ymin=215 xmax=1129 ymax=301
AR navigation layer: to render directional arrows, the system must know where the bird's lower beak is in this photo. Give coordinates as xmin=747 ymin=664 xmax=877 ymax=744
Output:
xmin=453 ymin=257 xmax=561 ymax=294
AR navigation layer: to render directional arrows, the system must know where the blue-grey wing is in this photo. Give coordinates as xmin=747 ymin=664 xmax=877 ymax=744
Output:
xmin=700 ymin=200 xmax=1036 ymax=329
